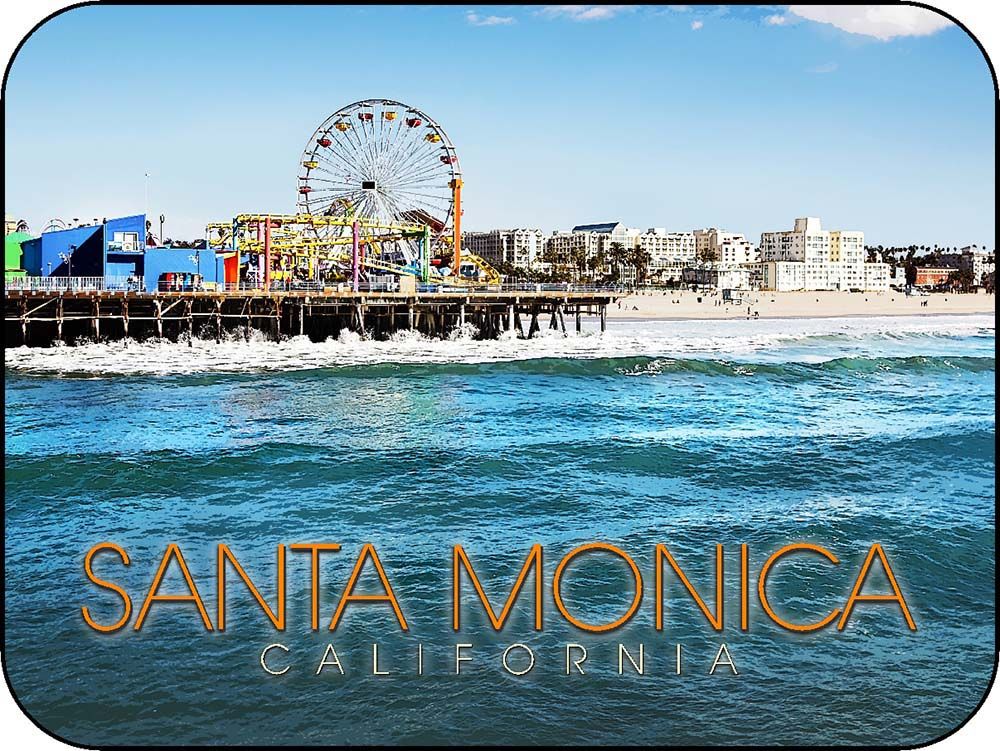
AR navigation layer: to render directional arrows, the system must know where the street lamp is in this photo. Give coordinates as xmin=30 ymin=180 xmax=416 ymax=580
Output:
xmin=160 ymin=214 xmax=165 ymax=246
xmin=188 ymin=253 xmax=202 ymax=290
xmin=59 ymin=245 xmax=76 ymax=277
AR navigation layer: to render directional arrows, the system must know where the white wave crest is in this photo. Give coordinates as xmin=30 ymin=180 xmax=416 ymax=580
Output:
xmin=4 ymin=314 xmax=993 ymax=377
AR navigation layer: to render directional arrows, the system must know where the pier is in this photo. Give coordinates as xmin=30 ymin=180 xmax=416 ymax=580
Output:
xmin=4 ymin=287 xmax=618 ymax=347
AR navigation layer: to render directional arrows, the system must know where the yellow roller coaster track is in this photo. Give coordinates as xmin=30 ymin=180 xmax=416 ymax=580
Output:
xmin=205 ymin=214 xmax=502 ymax=286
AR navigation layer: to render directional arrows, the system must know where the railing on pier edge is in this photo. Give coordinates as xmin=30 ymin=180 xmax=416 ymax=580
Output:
xmin=4 ymin=276 xmax=143 ymax=292
xmin=5 ymin=276 xmax=628 ymax=296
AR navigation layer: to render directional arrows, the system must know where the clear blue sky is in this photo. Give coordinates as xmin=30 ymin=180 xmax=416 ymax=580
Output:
xmin=4 ymin=4 xmax=995 ymax=246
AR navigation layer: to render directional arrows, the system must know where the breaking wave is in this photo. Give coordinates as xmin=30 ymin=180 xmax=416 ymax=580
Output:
xmin=4 ymin=314 xmax=994 ymax=377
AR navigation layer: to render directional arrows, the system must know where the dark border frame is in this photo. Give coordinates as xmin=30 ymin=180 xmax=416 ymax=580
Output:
xmin=2 ymin=2 xmax=997 ymax=749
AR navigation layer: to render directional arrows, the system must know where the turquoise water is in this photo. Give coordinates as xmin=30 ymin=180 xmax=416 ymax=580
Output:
xmin=4 ymin=315 xmax=995 ymax=746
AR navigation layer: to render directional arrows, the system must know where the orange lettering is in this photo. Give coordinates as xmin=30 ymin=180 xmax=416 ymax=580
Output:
xmin=453 ymin=544 xmax=543 ymax=631
xmin=217 ymin=544 xmax=286 ymax=630
xmin=329 ymin=544 xmax=407 ymax=631
xmin=838 ymin=543 xmax=916 ymax=630
xmin=81 ymin=542 xmax=132 ymax=633
xmin=553 ymin=543 xmax=642 ymax=633
xmin=655 ymin=544 xmax=724 ymax=630
xmin=289 ymin=543 xmax=341 ymax=630
xmin=134 ymin=544 xmax=213 ymax=631
xmin=758 ymin=543 xmax=841 ymax=632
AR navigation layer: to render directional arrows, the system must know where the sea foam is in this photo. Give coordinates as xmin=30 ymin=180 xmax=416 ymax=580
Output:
xmin=4 ymin=314 xmax=994 ymax=377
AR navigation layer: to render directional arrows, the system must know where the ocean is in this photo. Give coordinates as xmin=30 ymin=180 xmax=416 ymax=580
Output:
xmin=3 ymin=314 xmax=995 ymax=746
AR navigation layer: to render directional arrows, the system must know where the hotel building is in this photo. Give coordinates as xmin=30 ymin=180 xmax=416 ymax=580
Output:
xmin=542 ymin=222 xmax=644 ymax=280
xmin=757 ymin=217 xmax=888 ymax=291
xmin=462 ymin=229 xmax=545 ymax=270
xmin=939 ymin=247 xmax=996 ymax=285
xmin=694 ymin=228 xmax=757 ymax=266
xmin=637 ymin=228 xmax=696 ymax=282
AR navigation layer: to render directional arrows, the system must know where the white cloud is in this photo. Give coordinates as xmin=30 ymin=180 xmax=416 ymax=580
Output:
xmin=690 ymin=20 xmax=703 ymax=31
xmin=765 ymin=14 xmax=786 ymax=26
xmin=807 ymin=62 xmax=838 ymax=74
xmin=466 ymin=11 xmax=516 ymax=27
xmin=539 ymin=5 xmax=635 ymax=22
xmin=788 ymin=5 xmax=953 ymax=41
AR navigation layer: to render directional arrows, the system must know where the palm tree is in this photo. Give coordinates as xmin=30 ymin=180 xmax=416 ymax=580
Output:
xmin=630 ymin=247 xmax=652 ymax=285
xmin=696 ymin=245 xmax=719 ymax=265
xmin=587 ymin=250 xmax=607 ymax=281
xmin=607 ymin=242 xmax=629 ymax=282
xmin=571 ymin=246 xmax=588 ymax=281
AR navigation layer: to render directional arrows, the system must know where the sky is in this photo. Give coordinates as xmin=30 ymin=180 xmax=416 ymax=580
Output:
xmin=3 ymin=4 xmax=996 ymax=247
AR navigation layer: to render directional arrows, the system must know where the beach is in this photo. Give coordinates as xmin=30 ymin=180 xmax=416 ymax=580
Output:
xmin=607 ymin=289 xmax=996 ymax=320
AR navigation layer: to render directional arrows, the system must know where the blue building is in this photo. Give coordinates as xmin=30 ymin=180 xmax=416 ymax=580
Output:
xmin=21 ymin=214 xmax=222 ymax=291
xmin=143 ymin=246 xmax=224 ymax=292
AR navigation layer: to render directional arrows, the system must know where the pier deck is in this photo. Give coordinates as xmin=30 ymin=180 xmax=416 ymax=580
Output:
xmin=4 ymin=288 xmax=618 ymax=347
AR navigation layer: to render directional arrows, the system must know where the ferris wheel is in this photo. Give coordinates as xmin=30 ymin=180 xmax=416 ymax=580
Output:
xmin=296 ymin=99 xmax=461 ymax=266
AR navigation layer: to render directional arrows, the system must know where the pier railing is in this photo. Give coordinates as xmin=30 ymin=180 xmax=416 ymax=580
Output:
xmin=209 ymin=281 xmax=625 ymax=294
xmin=5 ymin=276 xmax=143 ymax=293
xmin=5 ymin=276 xmax=626 ymax=296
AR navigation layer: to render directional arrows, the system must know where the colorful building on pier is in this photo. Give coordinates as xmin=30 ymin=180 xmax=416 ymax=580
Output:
xmin=19 ymin=214 xmax=222 ymax=291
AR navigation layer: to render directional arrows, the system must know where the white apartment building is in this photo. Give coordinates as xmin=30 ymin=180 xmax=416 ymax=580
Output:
xmin=462 ymin=229 xmax=544 ymax=270
xmin=751 ymin=261 xmax=806 ymax=292
xmin=694 ymin=228 xmax=757 ymax=266
xmin=639 ymin=228 xmax=697 ymax=262
xmin=543 ymin=222 xmax=644 ymax=280
xmin=944 ymin=247 xmax=996 ymax=284
xmin=759 ymin=217 xmax=888 ymax=291
xmin=571 ymin=222 xmax=643 ymax=251
xmin=544 ymin=229 xmax=603 ymax=272
xmin=638 ymin=228 xmax=696 ymax=281
xmin=829 ymin=229 xmax=867 ymax=290
xmin=864 ymin=262 xmax=890 ymax=292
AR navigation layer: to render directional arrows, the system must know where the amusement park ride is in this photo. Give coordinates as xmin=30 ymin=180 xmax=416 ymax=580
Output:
xmin=207 ymin=99 xmax=500 ymax=290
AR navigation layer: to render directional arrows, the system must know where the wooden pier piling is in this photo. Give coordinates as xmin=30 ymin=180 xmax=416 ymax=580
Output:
xmin=4 ymin=289 xmax=617 ymax=348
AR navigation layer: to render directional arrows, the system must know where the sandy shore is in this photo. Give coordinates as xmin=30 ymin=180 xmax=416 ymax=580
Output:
xmin=606 ymin=289 xmax=996 ymax=320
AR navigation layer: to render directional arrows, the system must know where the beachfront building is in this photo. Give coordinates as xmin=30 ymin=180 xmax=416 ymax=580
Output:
xmin=938 ymin=247 xmax=996 ymax=286
xmin=962 ymin=247 xmax=995 ymax=283
xmin=864 ymin=262 xmax=890 ymax=292
xmin=750 ymin=261 xmax=806 ymax=292
xmin=543 ymin=228 xmax=605 ymax=278
xmin=915 ymin=267 xmax=953 ymax=288
xmin=542 ymin=222 xmax=644 ymax=281
xmin=538 ymin=221 xmax=760 ymax=286
xmin=758 ymin=217 xmax=888 ymax=291
xmin=890 ymin=265 xmax=907 ymax=288
xmin=462 ymin=228 xmax=544 ymax=271
xmin=693 ymin=228 xmax=757 ymax=265
xmin=572 ymin=222 xmax=643 ymax=251
xmin=638 ymin=228 xmax=697 ymax=263
xmin=683 ymin=265 xmax=752 ymax=290
xmin=637 ymin=228 xmax=696 ymax=283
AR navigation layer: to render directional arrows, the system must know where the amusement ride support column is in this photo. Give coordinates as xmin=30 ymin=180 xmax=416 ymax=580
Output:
xmin=256 ymin=219 xmax=263 ymax=290
xmin=264 ymin=216 xmax=272 ymax=291
xmin=451 ymin=178 xmax=462 ymax=275
xmin=352 ymin=220 xmax=360 ymax=292
xmin=421 ymin=225 xmax=431 ymax=282
xmin=232 ymin=219 xmax=239 ymax=290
